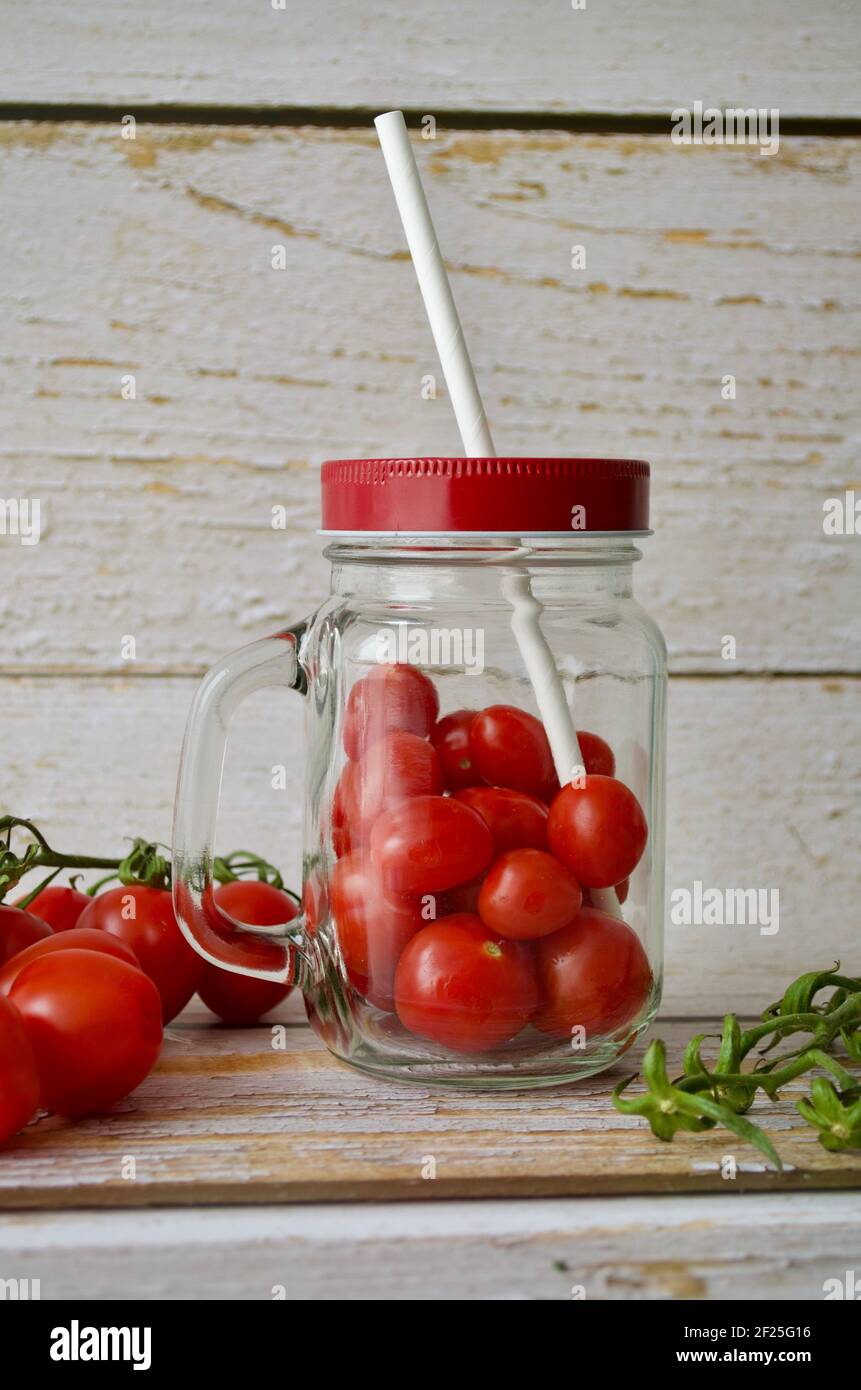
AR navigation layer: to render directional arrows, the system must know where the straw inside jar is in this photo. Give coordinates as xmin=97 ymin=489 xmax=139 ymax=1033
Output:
xmin=374 ymin=110 xmax=622 ymax=920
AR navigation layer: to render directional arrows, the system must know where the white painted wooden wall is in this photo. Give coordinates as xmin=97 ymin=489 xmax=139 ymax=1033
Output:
xmin=1 ymin=1 xmax=859 ymax=1017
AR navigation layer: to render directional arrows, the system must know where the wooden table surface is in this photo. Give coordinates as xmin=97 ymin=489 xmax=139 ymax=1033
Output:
xmin=1 ymin=997 xmax=859 ymax=1299
xmin=3 ymin=997 xmax=861 ymax=1210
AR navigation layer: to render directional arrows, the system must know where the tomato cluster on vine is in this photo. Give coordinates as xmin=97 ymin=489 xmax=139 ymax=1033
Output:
xmin=0 ymin=824 xmax=299 ymax=1146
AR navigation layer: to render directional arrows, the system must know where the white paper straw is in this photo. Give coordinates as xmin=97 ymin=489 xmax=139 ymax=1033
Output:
xmin=374 ymin=112 xmax=621 ymax=919
xmin=502 ymin=574 xmax=622 ymax=919
xmin=501 ymin=574 xmax=583 ymax=782
xmin=374 ymin=111 xmax=495 ymax=456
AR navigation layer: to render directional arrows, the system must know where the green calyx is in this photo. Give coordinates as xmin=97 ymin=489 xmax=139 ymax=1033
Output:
xmin=117 ymin=838 xmax=172 ymax=890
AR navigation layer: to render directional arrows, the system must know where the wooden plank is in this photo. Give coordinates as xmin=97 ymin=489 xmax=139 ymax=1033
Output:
xmin=1 ymin=1190 xmax=857 ymax=1300
xmin=4 ymin=1 xmax=859 ymax=117
xmin=4 ymin=673 xmax=859 ymax=1016
xmin=1 ymin=125 xmax=859 ymax=673
xmin=1 ymin=1014 xmax=859 ymax=1211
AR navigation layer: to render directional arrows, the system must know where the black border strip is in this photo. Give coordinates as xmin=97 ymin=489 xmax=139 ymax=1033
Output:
xmin=0 ymin=103 xmax=859 ymax=136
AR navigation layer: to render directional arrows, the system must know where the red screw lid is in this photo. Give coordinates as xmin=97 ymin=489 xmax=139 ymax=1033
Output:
xmin=320 ymin=458 xmax=650 ymax=536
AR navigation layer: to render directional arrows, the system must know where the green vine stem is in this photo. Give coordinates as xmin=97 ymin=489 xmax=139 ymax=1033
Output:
xmin=614 ymin=964 xmax=861 ymax=1168
xmin=0 ymin=815 xmax=296 ymax=904
xmin=212 ymin=850 xmax=300 ymax=903
xmin=0 ymin=816 xmax=126 ymax=899
xmin=15 ymin=866 xmax=63 ymax=911
xmin=86 ymin=872 xmax=121 ymax=897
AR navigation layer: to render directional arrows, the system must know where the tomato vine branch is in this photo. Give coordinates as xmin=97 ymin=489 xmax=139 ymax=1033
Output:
xmin=614 ymin=964 xmax=861 ymax=1167
xmin=0 ymin=815 xmax=295 ymax=902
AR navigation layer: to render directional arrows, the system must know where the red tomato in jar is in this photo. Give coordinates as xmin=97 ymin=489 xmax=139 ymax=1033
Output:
xmin=77 ymin=885 xmax=204 ymax=1023
xmin=348 ymin=730 xmax=443 ymax=838
xmin=394 ymin=914 xmax=538 ymax=1052
xmin=197 ymin=880 xmax=298 ymax=1024
xmin=0 ymin=994 xmax=40 ymax=1144
xmin=583 ymin=877 xmax=630 ymax=910
xmin=301 ymin=868 xmax=327 ymax=937
xmin=332 ymin=761 xmax=359 ymax=857
xmin=542 ymin=777 xmax=561 ymax=805
xmin=454 ymin=785 xmax=548 ymax=854
xmin=532 ymin=907 xmax=652 ymax=1040
xmin=16 ymin=884 xmax=91 ymax=932
xmin=478 ymin=849 xmax=582 ymax=941
xmin=370 ymin=794 xmax=493 ymax=896
xmin=331 ymin=854 xmax=426 ymax=1011
xmin=431 ymin=709 xmax=480 ymax=790
xmin=529 ymin=732 xmax=615 ymax=806
xmin=10 ymin=950 xmax=163 ymax=1116
xmin=469 ymin=705 xmax=556 ymax=799
xmin=575 ymin=731 xmax=616 ymax=779
xmin=547 ymin=775 xmax=647 ymax=889
xmin=342 ymin=663 xmax=438 ymax=760
xmin=0 ymin=904 xmax=52 ymax=965
xmin=0 ymin=927 xmax=140 ymax=996
xmin=437 ymin=875 xmax=484 ymax=917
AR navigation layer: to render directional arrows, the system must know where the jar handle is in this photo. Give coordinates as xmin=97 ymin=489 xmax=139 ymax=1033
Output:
xmin=172 ymin=624 xmax=314 ymax=989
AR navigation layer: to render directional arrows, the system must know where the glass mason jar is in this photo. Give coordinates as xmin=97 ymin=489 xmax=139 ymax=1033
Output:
xmin=173 ymin=458 xmax=666 ymax=1089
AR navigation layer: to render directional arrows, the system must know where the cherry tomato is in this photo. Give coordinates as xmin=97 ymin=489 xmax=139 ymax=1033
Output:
xmin=469 ymin=705 xmax=556 ymax=799
xmin=302 ymin=869 xmax=327 ymax=937
xmin=348 ymin=730 xmax=443 ymax=840
xmin=547 ymin=775 xmax=647 ymax=888
xmin=16 ymin=884 xmax=91 ymax=932
xmin=0 ymin=927 xmax=140 ymax=997
xmin=332 ymin=761 xmax=359 ymax=857
xmin=370 ymin=794 xmax=493 ymax=896
xmin=533 ymin=907 xmax=652 ymax=1040
xmin=77 ymin=885 xmax=204 ymax=1023
xmin=214 ymin=878 xmax=299 ymax=929
xmin=542 ymin=777 xmax=561 ymax=805
xmin=576 ymin=730 xmax=616 ymax=779
xmin=497 ymin=731 xmax=616 ymax=808
xmin=331 ymin=854 xmax=426 ymax=1010
xmin=583 ymin=876 xmax=630 ymax=910
xmin=197 ymin=968 xmax=291 ymax=1028
xmin=0 ymin=994 xmax=40 ymax=1144
xmin=0 ymin=904 xmax=52 ymax=965
xmin=478 ymin=849 xmax=582 ymax=941
xmin=197 ymin=880 xmax=298 ymax=1024
xmin=10 ymin=950 xmax=163 ymax=1116
xmin=431 ymin=709 xmax=480 ymax=790
xmin=454 ymin=785 xmax=548 ymax=854
xmin=394 ymin=914 xmax=538 ymax=1052
xmin=343 ymin=663 xmax=439 ymax=760
xmin=437 ymin=875 xmax=484 ymax=917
